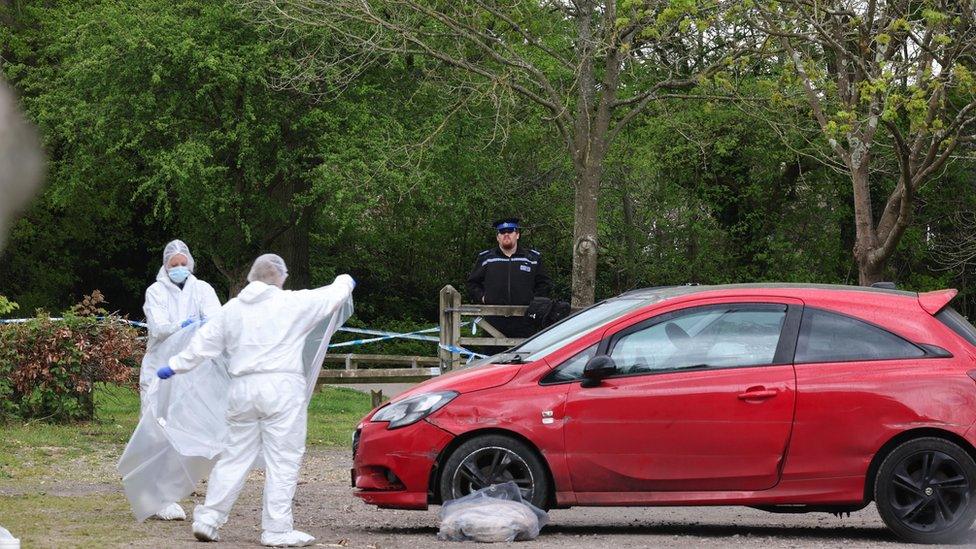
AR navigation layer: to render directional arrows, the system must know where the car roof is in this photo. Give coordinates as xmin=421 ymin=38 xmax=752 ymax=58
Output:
xmin=616 ymin=283 xmax=918 ymax=302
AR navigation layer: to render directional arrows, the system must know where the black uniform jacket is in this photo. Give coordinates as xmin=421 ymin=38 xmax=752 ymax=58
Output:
xmin=466 ymin=245 xmax=552 ymax=305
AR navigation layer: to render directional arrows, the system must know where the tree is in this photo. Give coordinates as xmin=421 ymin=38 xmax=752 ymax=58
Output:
xmin=750 ymin=0 xmax=976 ymax=285
xmin=246 ymin=0 xmax=748 ymax=306
xmin=4 ymin=0 xmax=373 ymax=295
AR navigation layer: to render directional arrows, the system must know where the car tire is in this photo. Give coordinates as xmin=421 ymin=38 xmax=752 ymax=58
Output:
xmin=874 ymin=436 xmax=976 ymax=544
xmin=439 ymin=434 xmax=550 ymax=509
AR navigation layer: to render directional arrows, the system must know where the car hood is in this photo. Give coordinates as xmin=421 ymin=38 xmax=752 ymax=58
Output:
xmin=393 ymin=362 xmax=523 ymax=401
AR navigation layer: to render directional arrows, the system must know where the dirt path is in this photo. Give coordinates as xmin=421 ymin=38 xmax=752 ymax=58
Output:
xmin=99 ymin=448 xmax=970 ymax=548
xmin=3 ymin=446 xmax=973 ymax=547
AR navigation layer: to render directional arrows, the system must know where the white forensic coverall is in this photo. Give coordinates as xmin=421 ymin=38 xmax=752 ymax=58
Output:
xmin=140 ymin=266 xmax=221 ymax=407
xmin=168 ymin=275 xmax=355 ymax=535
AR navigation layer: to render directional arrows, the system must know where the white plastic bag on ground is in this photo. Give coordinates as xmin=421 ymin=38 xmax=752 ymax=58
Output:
xmin=437 ymin=482 xmax=549 ymax=542
xmin=117 ymin=296 xmax=353 ymax=521
xmin=0 ymin=526 xmax=20 ymax=549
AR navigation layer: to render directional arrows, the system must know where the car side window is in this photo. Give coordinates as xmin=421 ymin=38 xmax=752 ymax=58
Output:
xmin=542 ymin=343 xmax=598 ymax=383
xmin=795 ymin=308 xmax=925 ymax=363
xmin=609 ymin=304 xmax=787 ymax=375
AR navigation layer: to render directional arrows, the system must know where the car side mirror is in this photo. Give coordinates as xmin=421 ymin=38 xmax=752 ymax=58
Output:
xmin=581 ymin=355 xmax=616 ymax=388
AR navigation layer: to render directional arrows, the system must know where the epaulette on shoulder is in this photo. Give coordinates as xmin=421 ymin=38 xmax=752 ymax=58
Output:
xmin=478 ymin=249 xmax=492 ymax=256
xmin=528 ymin=248 xmax=542 ymax=257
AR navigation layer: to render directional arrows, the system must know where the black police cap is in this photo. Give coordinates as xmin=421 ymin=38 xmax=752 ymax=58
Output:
xmin=491 ymin=218 xmax=520 ymax=232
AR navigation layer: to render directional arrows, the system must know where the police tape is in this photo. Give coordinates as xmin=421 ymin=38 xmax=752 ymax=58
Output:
xmin=329 ymin=326 xmax=443 ymax=348
xmin=0 ymin=316 xmax=148 ymax=328
xmin=0 ymin=317 xmax=487 ymax=358
xmin=438 ymin=344 xmax=488 ymax=360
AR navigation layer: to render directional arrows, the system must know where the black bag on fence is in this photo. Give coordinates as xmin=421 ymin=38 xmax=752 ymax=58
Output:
xmin=526 ymin=297 xmax=571 ymax=332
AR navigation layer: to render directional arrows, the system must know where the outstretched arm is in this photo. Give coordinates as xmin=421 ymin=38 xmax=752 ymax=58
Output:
xmin=167 ymin=312 xmax=226 ymax=374
xmin=296 ymin=274 xmax=356 ymax=330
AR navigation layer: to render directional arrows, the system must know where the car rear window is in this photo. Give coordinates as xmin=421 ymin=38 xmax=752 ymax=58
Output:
xmin=936 ymin=306 xmax=976 ymax=347
xmin=795 ymin=308 xmax=925 ymax=363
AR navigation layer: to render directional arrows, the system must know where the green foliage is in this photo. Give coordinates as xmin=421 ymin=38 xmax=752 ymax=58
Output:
xmin=0 ymin=296 xmax=18 ymax=316
xmin=0 ymin=292 xmax=142 ymax=422
xmin=599 ymin=85 xmax=854 ymax=294
xmin=3 ymin=0 xmax=976 ymax=328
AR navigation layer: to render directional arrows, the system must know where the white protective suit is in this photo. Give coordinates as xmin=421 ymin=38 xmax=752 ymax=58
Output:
xmin=167 ymin=274 xmax=355 ymax=537
xmin=140 ymin=241 xmax=221 ymax=406
xmin=138 ymin=240 xmax=221 ymax=521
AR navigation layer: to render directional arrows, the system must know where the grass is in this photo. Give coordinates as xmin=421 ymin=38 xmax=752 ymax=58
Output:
xmin=0 ymin=383 xmax=374 ymax=481
xmin=0 ymin=385 xmax=141 ymax=481
xmin=0 ymin=492 xmax=153 ymax=548
xmin=0 ymin=383 xmax=376 ymax=547
xmin=307 ymin=384 xmax=377 ymax=445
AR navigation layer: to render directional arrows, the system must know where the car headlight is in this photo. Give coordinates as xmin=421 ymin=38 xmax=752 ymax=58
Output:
xmin=371 ymin=391 xmax=458 ymax=429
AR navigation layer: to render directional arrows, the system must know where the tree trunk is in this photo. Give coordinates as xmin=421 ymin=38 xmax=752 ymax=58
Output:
xmin=857 ymin=260 xmax=884 ymax=286
xmin=226 ymin=265 xmax=250 ymax=298
xmin=278 ymin=213 xmax=310 ymax=290
xmin=571 ymin=165 xmax=601 ymax=308
xmin=211 ymin=253 xmax=250 ymax=299
xmin=850 ymin=164 xmax=884 ymax=286
xmin=621 ymin=181 xmax=637 ymax=289
xmin=267 ymin=178 xmax=311 ymax=290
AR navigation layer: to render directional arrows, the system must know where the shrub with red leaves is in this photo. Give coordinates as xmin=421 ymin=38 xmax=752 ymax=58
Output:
xmin=0 ymin=291 xmax=144 ymax=422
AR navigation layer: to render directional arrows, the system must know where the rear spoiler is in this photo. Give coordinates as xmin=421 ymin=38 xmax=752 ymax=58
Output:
xmin=918 ymin=289 xmax=958 ymax=315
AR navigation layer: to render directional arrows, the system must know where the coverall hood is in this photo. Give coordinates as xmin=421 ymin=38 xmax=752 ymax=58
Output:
xmin=238 ymin=281 xmax=281 ymax=304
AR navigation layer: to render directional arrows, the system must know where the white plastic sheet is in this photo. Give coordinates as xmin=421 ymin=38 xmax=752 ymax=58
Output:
xmin=117 ymin=297 xmax=353 ymax=521
xmin=437 ymin=482 xmax=549 ymax=542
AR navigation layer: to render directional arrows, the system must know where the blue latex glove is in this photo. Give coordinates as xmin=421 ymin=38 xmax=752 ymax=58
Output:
xmin=180 ymin=317 xmax=196 ymax=328
xmin=157 ymin=366 xmax=175 ymax=380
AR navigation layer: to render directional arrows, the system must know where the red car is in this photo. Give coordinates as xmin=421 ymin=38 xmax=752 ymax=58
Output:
xmin=352 ymin=284 xmax=976 ymax=544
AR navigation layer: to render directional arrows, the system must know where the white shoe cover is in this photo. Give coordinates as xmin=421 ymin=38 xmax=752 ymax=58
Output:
xmin=192 ymin=521 xmax=220 ymax=542
xmin=260 ymin=530 xmax=315 ymax=547
xmin=155 ymin=502 xmax=187 ymax=521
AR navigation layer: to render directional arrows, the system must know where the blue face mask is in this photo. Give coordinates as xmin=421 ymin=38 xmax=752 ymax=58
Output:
xmin=168 ymin=266 xmax=191 ymax=284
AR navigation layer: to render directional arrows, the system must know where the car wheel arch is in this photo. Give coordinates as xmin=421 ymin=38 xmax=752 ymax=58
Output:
xmin=427 ymin=427 xmax=556 ymax=506
xmin=863 ymin=427 xmax=976 ymax=502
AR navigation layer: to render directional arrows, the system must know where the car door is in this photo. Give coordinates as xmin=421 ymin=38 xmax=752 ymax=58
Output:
xmin=563 ymin=298 xmax=802 ymax=494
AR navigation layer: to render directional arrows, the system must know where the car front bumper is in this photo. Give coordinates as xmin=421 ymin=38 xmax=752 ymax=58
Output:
xmin=351 ymin=419 xmax=455 ymax=509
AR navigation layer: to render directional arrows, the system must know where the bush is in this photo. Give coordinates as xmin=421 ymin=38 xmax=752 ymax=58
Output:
xmin=0 ymin=291 xmax=143 ymax=422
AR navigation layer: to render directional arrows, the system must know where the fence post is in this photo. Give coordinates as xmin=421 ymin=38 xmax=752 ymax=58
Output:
xmin=439 ymin=285 xmax=453 ymax=371
xmin=449 ymin=287 xmax=461 ymax=371
xmin=439 ymin=285 xmax=462 ymax=372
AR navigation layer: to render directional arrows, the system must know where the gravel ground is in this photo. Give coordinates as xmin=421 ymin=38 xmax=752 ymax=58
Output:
xmin=109 ymin=448 xmax=975 ymax=548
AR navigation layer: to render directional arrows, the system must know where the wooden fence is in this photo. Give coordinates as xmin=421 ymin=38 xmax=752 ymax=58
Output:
xmin=438 ymin=284 xmax=528 ymax=371
xmin=319 ymin=284 xmax=531 ymax=383
xmin=318 ymin=353 xmax=441 ymax=383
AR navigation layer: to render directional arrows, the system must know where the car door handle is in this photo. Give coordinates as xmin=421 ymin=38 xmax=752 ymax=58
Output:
xmin=737 ymin=388 xmax=778 ymax=400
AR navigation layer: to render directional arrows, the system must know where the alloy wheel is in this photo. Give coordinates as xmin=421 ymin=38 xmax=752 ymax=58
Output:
xmin=450 ymin=445 xmax=535 ymax=501
xmin=888 ymin=449 xmax=971 ymax=532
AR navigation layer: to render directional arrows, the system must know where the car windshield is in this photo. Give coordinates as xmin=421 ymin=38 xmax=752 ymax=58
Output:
xmin=503 ymin=297 xmax=653 ymax=362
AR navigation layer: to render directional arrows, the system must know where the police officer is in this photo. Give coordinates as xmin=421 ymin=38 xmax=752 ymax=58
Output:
xmin=466 ymin=218 xmax=552 ymax=337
